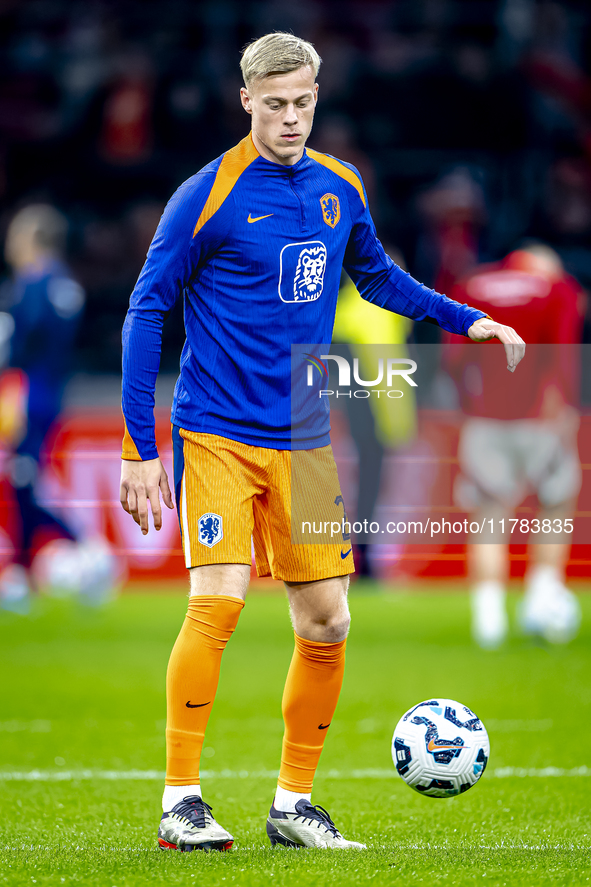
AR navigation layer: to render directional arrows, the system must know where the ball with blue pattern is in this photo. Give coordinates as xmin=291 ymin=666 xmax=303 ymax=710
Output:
xmin=392 ymin=699 xmax=490 ymax=798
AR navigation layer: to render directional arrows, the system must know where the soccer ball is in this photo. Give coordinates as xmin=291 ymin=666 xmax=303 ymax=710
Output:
xmin=32 ymin=536 xmax=123 ymax=604
xmin=33 ymin=539 xmax=83 ymax=598
xmin=392 ymin=698 xmax=490 ymax=798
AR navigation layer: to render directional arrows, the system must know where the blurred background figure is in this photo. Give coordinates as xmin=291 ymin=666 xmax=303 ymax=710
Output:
xmin=446 ymin=244 xmax=586 ymax=647
xmin=410 ymin=168 xmax=488 ymax=407
xmin=332 ymin=245 xmax=416 ymax=578
xmin=415 ymin=168 xmax=486 ymax=300
xmin=0 ymin=204 xmax=112 ymax=610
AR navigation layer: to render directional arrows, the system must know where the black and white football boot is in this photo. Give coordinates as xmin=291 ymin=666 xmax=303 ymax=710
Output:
xmin=266 ymin=798 xmax=366 ymax=849
xmin=158 ymin=795 xmax=233 ymax=852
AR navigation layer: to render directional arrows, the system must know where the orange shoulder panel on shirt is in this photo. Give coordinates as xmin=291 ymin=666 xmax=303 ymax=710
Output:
xmin=122 ymin=418 xmax=143 ymax=461
xmin=306 ymin=148 xmax=366 ymax=208
xmin=193 ymin=134 xmax=260 ymax=237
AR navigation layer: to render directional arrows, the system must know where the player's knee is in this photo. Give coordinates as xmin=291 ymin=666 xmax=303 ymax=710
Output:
xmin=305 ymin=607 xmax=350 ymax=643
xmin=288 ymin=575 xmax=350 ymax=641
xmin=326 ymin=611 xmax=351 ymax=643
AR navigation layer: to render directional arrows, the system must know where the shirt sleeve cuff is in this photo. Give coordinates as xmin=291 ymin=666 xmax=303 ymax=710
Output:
xmin=121 ymin=419 xmax=158 ymax=461
xmin=461 ymin=308 xmax=488 ymax=336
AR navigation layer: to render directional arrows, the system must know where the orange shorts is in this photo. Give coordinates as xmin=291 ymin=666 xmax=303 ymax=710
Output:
xmin=172 ymin=427 xmax=354 ymax=582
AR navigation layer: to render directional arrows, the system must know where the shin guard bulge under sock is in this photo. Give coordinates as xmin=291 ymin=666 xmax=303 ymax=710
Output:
xmin=278 ymin=632 xmax=347 ymax=793
xmin=165 ymin=594 xmax=244 ymax=785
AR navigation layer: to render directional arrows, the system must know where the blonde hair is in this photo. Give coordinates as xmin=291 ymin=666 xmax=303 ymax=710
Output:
xmin=240 ymin=32 xmax=321 ymax=88
xmin=8 ymin=204 xmax=68 ymax=254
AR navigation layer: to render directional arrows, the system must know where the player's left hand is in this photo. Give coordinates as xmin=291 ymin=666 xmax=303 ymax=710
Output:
xmin=467 ymin=318 xmax=526 ymax=373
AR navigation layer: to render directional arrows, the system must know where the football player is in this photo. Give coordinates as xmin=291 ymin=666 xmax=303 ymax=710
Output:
xmin=0 ymin=205 xmax=84 ymax=610
xmin=120 ymin=32 xmax=525 ymax=851
xmin=447 ymin=244 xmax=584 ymax=647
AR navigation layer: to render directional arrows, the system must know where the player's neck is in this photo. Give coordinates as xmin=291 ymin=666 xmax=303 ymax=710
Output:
xmin=250 ymin=129 xmax=305 ymax=167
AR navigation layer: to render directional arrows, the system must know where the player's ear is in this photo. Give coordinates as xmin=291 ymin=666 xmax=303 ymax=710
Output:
xmin=240 ymin=87 xmax=252 ymax=114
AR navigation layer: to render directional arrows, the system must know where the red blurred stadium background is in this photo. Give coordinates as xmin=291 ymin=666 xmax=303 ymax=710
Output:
xmin=1 ymin=405 xmax=587 ymax=584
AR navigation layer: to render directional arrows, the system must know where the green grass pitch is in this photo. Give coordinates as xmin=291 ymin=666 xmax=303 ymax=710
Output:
xmin=1 ymin=583 xmax=590 ymax=886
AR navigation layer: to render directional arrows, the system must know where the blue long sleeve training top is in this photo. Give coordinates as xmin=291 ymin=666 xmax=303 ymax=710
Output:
xmin=122 ymin=134 xmax=485 ymax=459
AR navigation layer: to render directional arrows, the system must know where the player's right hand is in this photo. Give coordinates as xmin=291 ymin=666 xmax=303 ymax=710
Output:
xmin=120 ymin=457 xmax=174 ymax=535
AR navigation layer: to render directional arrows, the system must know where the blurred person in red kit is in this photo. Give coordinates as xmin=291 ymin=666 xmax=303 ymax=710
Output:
xmin=445 ymin=244 xmax=586 ymax=647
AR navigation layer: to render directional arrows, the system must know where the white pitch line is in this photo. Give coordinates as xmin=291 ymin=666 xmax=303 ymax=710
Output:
xmin=1 ymin=843 xmax=589 ymax=852
xmin=0 ymin=766 xmax=590 ymax=782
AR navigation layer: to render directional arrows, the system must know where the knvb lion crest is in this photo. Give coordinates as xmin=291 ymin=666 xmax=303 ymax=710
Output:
xmin=293 ymin=243 xmax=327 ymax=302
xmin=198 ymin=512 xmax=223 ymax=548
xmin=320 ymin=193 xmax=341 ymax=228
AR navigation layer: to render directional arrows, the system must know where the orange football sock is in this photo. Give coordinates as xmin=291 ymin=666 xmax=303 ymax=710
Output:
xmin=165 ymin=594 xmax=244 ymax=786
xmin=278 ymin=632 xmax=347 ymax=793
